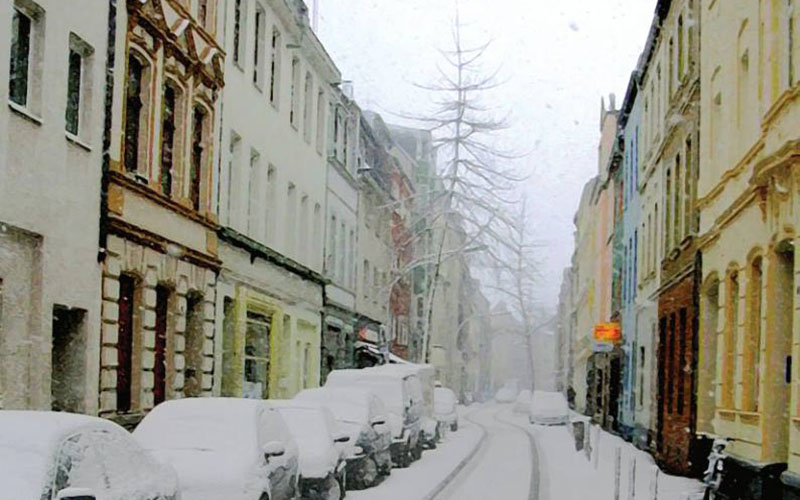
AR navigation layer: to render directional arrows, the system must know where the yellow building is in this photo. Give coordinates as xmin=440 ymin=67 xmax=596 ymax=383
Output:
xmin=698 ymin=0 xmax=800 ymax=494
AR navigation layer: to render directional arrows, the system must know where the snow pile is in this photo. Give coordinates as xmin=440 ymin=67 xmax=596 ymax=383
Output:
xmin=527 ymin=413 xmax=704 ymax=500
xmin=294 ymin=387 xmax=373 ymax=424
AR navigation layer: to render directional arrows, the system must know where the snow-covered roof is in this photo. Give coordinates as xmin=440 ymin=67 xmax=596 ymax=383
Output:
xmin=269 ymin=400 xmax=340 ymax=479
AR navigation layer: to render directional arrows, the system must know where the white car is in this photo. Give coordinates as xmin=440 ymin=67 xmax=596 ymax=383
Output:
xmin=0 ymin=411 xmax=178 ymax=500
xmin=433 ymin=387 xmax=459 ymax=433
xmin=270 ymin=400 xmax=349 ymax=500
xmin=529 ymin=391 xmax=570 ymax=425
xmin=294 ymin=387 xmax=392 ymax=489
xmin=513 ymin=389 xmax=533 ymax=414
xmin=325 ymin=368 xmax=423 ymax=468
xmin=495 ymin=386 xmax=517 ymax=403
xmin=133 ymin=398 xmax=299 ymax=500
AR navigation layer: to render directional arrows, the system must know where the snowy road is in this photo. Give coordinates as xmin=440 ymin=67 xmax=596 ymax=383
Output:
xmin=434 ymin=405 xmax=538 ymax=500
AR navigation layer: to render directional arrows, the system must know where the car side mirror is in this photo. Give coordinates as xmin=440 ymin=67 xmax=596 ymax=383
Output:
xmin=56 ymin=488 xmax=96 ymax=500
xmin=263 ymin=441 xmax=286 ymax=458
xmin=334 ymin=432 xmax=350 ymax=443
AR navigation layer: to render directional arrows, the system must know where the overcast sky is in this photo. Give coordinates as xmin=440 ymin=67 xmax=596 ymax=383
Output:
xmin=314 ymin=0 xmax=657 ymax=309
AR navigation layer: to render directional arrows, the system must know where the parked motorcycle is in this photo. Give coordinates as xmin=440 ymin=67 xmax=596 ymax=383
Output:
xmin=703 ymin=437 xmax=733 ymax=500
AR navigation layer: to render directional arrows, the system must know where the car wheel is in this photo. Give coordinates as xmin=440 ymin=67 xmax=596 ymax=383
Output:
xmin=326 ymin=475 xmax=343 ymax=500
xmin=258 ymin=494 xmax=270 ymax=500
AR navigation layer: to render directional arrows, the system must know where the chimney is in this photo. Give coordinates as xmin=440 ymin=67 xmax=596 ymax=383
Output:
xmin=342 ymin=81 xmax=354 ymax=99
xmin=609 ymin=93 xmax=617 ymax=111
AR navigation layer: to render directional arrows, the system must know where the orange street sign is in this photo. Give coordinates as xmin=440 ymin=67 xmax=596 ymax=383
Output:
xmin=594 ymin=323 xmax=621 ymax=343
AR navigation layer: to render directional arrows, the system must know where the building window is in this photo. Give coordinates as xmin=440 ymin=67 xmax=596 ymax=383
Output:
xmin=9 ymin=4 xmax=41 ymax=109
xmin=233 ymin=0 xmax=246 ymax=69
xmin=665 ymin=169 xmax=672 ymax=251
xmin=253 ymin=4 xmax=265 ymax=88
xmin=160 ymin=84 xmax=179 ymax=196
xmin=286 ymin=183 xmax=297 ymax=253
xmin=300 ymin=194 xmax=309 ymax=262
xmin=743 ymin=257 xmax=763 ymax=412
xmin=153 ymin=285 xmax=170 ymax=406
xmin=674 ymin=154 xmax=682 ymax=244
xmin=678 ymin=15 xmax=685 ymax=78
xmin=124 ymin=53 xmax=150 ymax=174
xmin=190 ymin=106 xmax=206 ymax=211
xmin=677 ymin=308 xmax=687 ymax=413
xmin=117 ymin=275 xmax=136 ymax=413
xmin=198 ymin=0 xmax=210 ymax=28
xmin=316 ymin=89 xmax=325 ymax=154
xmin=788 ymin=0 xmax=795 ymax=87
xmin=269 ymin=28 xmax=281 ymax=106
xmin=723 ymin=270 xmax=739 ymax=409
xmin=327 ymin=214 xmax=336 ymax=273
xmin=684 ymin=137 xmax=694 ymax=235
xmin=52 ymin=306 xmax=87 ymax=413
xmin=227 ymin=132 xmax=242 ymax=226
xmin=667 ymin=313 xmax=676 ymax=414
xmin=265 ymin=165 xmax=276 ymax=243
xmin=244 ymin=311 xmax=271 ymax=399
xmin=184 ymin=293 xmax=204 ymax=398
xmin=303 ymin=343 xmax=311 ymax=388
xmin=65 ymin=49 xmax=82 ymax=135
xmin=248 ymin=149 xmax=261 ymax=238
xmin=303 ymin=72 xmax=313 ymax=143
xmin=668 ymin=37 xmax=674 ymax=95
xmin=363 ymin=260 xmax=370 ymax=300
xmin=290 ymin=58 xmax=300 ymax=128
xmin=313 ymin=203 xmax=322 ymax=267
xmin=638 ymin=346 xmax=645 ymax=407
xmin=221 ymin=297 xmax=236 ymax=397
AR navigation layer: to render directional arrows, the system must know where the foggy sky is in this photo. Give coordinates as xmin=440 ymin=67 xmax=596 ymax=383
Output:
xmin=314 ymin=0 xmax=657 ymax=309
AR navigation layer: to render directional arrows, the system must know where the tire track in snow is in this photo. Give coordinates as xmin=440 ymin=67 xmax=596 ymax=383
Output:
xmin=433 ymin=404 xmax=537 ymax=500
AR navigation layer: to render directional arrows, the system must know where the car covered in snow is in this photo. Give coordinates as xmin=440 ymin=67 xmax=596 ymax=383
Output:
xmin=383 ymin=362 xmax=439 ymax=449
xmin=325 ymin=368 xmax=423 ymax=468
xmin=270 ymin=400 xmax=349 ymax=500
xmin=513 ymin=389 xmax=533 ymax=414
xmin=0 ymin=411 xmax=178 ymax=500
xmin=433 ymin=387 xmax=459 ymax=433
xmin=133 ymin=398 xmax=298 ymax=500
xmin=294 ymin=387 xmax=392 ymax=489
xmin=494 ymin=386 xmax=517 ymax=403
xmin=529 ymin=391 xmax=570 ymax=425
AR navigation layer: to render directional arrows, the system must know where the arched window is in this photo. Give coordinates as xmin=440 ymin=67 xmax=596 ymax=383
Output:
xmin=190 ymin=105 xmax=208 ymax=211
xmin=160 ymin=81 xmax=183 ymax=197
xmin=124 ymin=51 xmax=152 ymax=174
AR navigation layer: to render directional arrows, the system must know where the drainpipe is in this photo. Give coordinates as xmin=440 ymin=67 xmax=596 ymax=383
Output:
xmin=98 ymin=0 xmax=117 ymax=263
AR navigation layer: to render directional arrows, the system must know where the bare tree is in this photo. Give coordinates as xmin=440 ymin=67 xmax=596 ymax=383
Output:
xmin=410 ymin=7 xmax=524 ymax=364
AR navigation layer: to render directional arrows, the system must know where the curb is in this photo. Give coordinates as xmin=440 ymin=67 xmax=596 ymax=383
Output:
xmin=421 ymin=409 xmax=489 ymax=500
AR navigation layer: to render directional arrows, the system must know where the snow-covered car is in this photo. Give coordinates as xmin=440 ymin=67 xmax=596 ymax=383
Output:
xmin=325 ymin=368 xmax=423 ymax=468
xmin=529 ymin=391 xmax=570 ymax=425
xmin=0 ymin=411 xmax=178 ymax=500
xmin=383 ymin=362 xmax=439 ymax=450
xmin=294 ymin=387 xmax=392 ymax=489
xmin=133 ymin=398 xmax=298 ymax=500
xmin=433 ymin=387 xmax=458 ymax=433
xmin=495 ymin=386 xmax=517 ymax=403
xmin=270 ymin=400 xmax=349 ymax=500
xmin=513 ymin=389 xmax=533 ymax=414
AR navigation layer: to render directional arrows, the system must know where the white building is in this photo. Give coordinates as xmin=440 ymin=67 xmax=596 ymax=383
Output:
xmin=0 ymin=0 xmax=108 ymax=413
xmin=321 ymin=85 xmax=360 ymax=380
xmin=215 ymin=0 xmax=339 ymax=399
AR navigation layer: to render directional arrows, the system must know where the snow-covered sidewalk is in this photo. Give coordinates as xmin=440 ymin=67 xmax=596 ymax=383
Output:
xmin=349 ymin=406 xmax=485 ymax=500
xmin=502 ymin=410 xmax=704 ymax=500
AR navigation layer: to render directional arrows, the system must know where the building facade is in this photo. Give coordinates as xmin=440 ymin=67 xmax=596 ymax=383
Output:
xmin=321 ymin=86 xmax=361 ymax=382
xmin=215 ymin=0 xmax=336 ymax=400
xmin=98 ymin=0 xmax=225 ymax=426
xmin=0 ymin=0 xmax=109 ymax=414
xmin=697 ymin=0 xmax=800 ymax=496
xmin=645 ymin=0 xmax=705 ymax=476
